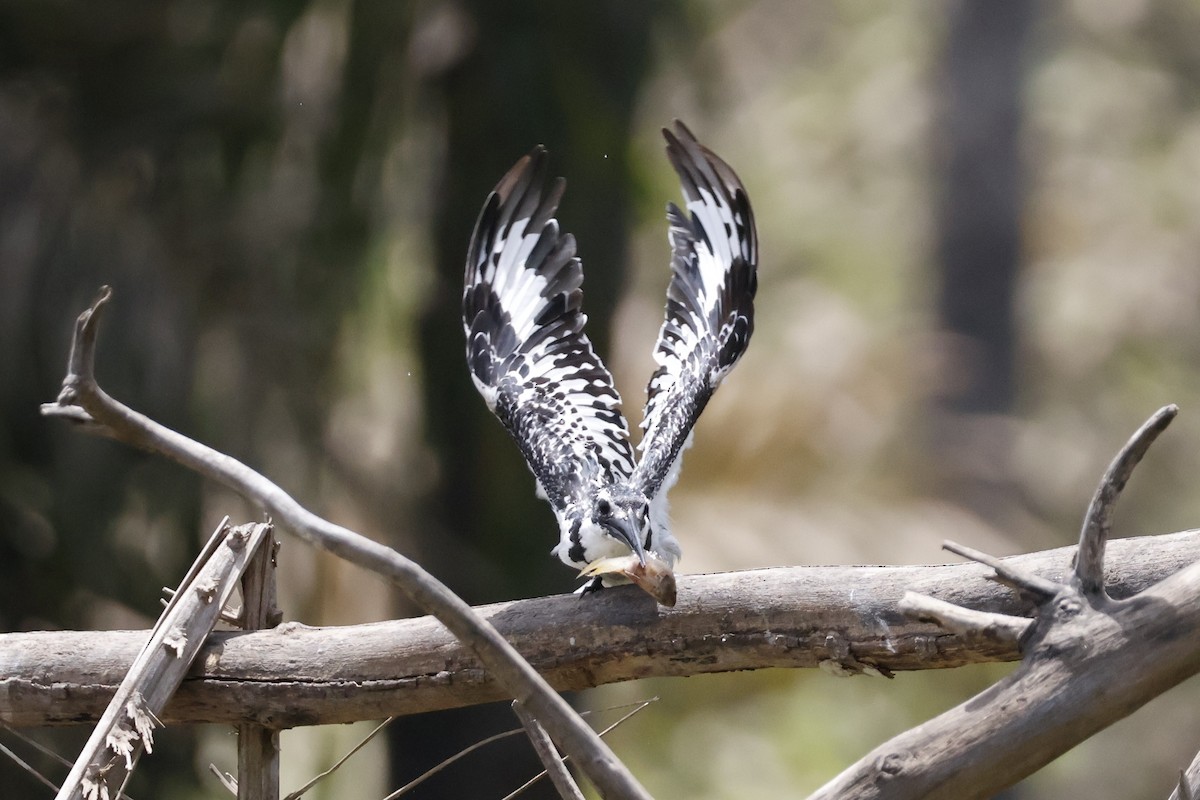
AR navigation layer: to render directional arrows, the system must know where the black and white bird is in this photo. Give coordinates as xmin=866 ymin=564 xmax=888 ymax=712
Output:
xmin=462 ymin=121 xmax=757 ymax=606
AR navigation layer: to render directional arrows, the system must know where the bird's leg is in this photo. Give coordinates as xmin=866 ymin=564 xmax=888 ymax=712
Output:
xmin=579 ymin=576 xmax=608 ymax=596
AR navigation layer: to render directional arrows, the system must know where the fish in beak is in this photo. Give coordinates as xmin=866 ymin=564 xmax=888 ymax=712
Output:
xmin=579 ymin=552 xmax=677 ymax=607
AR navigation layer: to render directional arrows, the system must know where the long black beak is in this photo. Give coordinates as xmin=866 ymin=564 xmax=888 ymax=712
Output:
xmin=602 ymin=516 xmax=647 ymax=565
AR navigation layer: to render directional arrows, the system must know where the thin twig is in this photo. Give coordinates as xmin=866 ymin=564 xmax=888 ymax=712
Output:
xmin=898 ymin=592 xmax=1030 ymax=644
xmin=0 ymin=727 xmax=140 ymax=800
xmin=283 ymin=718 xmax=395 ymax=800
xmin=209 ymin=763 xmax=239 ymax=796
xmin=381 ymin=727 xmax=528 ymax=800
xmin=1075 ymin=405 xmax=1178 ymax=596
xmin=42 ymin=287 xmax=651 ymax=800
xmin=2 ymin=724 xmax=73 ymax=770
xmin=499 ymin=700 xmax=658 ymax=800
xmin=0 ymin=739 xmax=61 ymax=794
xmin=381 ymin=700 xmax=657 ymax=800
xmin=942 ymin=540 xmax=1060 ymax=600
xmin=513 ymin=702 xmax=586 ymax=800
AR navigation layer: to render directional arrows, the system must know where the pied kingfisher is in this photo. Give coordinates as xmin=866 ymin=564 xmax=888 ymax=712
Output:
xmin=462 ymin=121 xmax=758 ymax=606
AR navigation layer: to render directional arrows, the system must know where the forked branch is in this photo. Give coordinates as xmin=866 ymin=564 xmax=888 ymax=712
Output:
xmin=812 ymin=407 xmax=1200 ymax=800
xmin=1074 ymin=404 xmax=1177 ymax=596
xmin=41 ymin=288 xmax=650 ymax=800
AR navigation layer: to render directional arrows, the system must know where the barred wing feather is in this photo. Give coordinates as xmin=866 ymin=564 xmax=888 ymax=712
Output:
xmin=634 ymin=121 xmax=758 ymax=499
xmin=462 ymin=148 xmax=637 ymax=510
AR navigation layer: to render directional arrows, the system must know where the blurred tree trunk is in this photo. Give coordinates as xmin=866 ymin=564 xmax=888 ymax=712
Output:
xmin=929 ymin=0 xmax=1036 ymax=530
xmin=0 ymin=1 xmax=381 ymax=793
xmin=406 ymin=2 xmax=663 ymax=796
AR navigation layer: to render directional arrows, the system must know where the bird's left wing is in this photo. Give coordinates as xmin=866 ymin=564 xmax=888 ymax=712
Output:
xmin=634 ymin=121 xmax=758 ymax=499
xmin=463 ymin=147 xmax=636 ymax=511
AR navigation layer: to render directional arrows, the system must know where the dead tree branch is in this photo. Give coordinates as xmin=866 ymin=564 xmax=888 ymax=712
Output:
xmin=40 ymin=287 xmax=649 ymax=800
xmin=513 ymin=701 xmax=586 ymax=800
xmin=234 ymin=531 xmax=282 ymax=800
xmin=1074 ymin=404 xmax=1177 ymax=595
xmin=810 ymin=406 xmax=1200 ymax=800
xmin=3 ymin=531 xmax=1197 ymax=728
xmin=1170 ymin=750 xmax=1200 ymax=800
xmin=55 ymin=520 xmax=271 ymax=800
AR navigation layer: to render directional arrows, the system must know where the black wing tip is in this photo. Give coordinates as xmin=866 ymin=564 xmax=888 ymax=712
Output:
xmin=660 ymin=120 xmax=757 ymax=266
xmin=466 ymin=145 xmax=567 ymax=277
xmin=661 ymin=120 xmax=749 ymax=198
xmin=662 ymin=119 xmax=700 ymax=146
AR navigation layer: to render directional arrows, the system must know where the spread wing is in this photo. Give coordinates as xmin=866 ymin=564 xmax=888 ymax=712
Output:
xmin=633 ymin=121 xmax=758 ymax=499
xmin=463 ymin=147 xmax=636 ymax=511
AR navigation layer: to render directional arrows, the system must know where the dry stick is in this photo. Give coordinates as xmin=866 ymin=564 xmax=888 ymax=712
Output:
xmin=0 ymin=739 xmax=61 ymax=794
xmin=811 ymin=408 xmax=1200 ymax=800
xmin=236 ymin=534 xmax=282 ymax=800
xmin=210 ymin=764 xmax=240 ymax=796
xmin=55 ymin=521 xmax=271 ymax=800
xmin=896 ymin=591 xmax=1029 ymax=644
xmin=280 ymin=701 xmax=644 ymax=800
xmin=381 ymin=727 xmax=531 ymax=800
xmin=940 ymin=540 xmax=1059 ymax=600
xmin=7 ymin=531 xmax=1200 ymax=729
xmin=382 ymin=700 xmax=657 ymax=800
xmin=42 ymin=287 xmax=650 ymax=800
xmin=512 ymin=702 xmax=586 ymax=800
xmin=282 ymin=717 xmax=395 ymax=800
xmin=1172 ymin=760 xmax=1200 ymax=800
xmin=1075 ymin=404 xmax=1177 ymax=596
xmin=499 ymin=701 xmax=657 ymax=800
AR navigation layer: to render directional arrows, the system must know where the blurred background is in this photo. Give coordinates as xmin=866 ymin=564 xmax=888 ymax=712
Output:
xmin=4 ymin=0 xmax=1200 ymax=797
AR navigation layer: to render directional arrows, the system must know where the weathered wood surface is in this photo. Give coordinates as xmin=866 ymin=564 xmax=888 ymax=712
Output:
xmin=4 ymin=531 xmax=1197 ymax=729
xmin=235 ymin=530 xmax=282 ymax=800
xmin=44 ymin=286 xmax=653 ymax=799
xmin=54 ymin=521 xmax=271 ymax=800
xmin=812 ymin=557 xmax=1200 ymax=799
xmin=808 ymin=406 xmax=1200 ymax=799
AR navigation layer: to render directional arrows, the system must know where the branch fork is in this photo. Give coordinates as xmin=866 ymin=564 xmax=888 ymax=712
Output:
xmin=814 ymin=405 xmax=1200 ymax=800
xmin=41 ymin=288 xmax=651 ymax=800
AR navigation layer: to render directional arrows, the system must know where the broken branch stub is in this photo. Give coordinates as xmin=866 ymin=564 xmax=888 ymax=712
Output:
xmin=1074 ymin=404 xmax=1177 ymax=597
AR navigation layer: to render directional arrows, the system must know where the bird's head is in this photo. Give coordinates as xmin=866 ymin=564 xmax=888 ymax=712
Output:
xmin=590 ymin=489 xmax=650 ymax=563
xmin=581 ymin=490 xmax=677 ymax=606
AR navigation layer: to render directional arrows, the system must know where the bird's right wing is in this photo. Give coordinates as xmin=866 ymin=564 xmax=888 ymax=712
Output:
xmin=463 ymin=148 xmax=636 ymax=511
xmin=634 ymin=122 xmax=758 ymax=499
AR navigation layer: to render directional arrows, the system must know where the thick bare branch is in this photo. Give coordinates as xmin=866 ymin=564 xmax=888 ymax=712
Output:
xmin=1075 ymin=404 xmax=1177 ymax=595
xmin=812 ymin=409 xmax=1198 ymax=799
xmin=810 ymin=558 xmax=1200 ymax=800
xmin=41 ymin=288 xmax=649 ymax=800
xmin=3 ymin=531 xmax=1197 ymax=728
